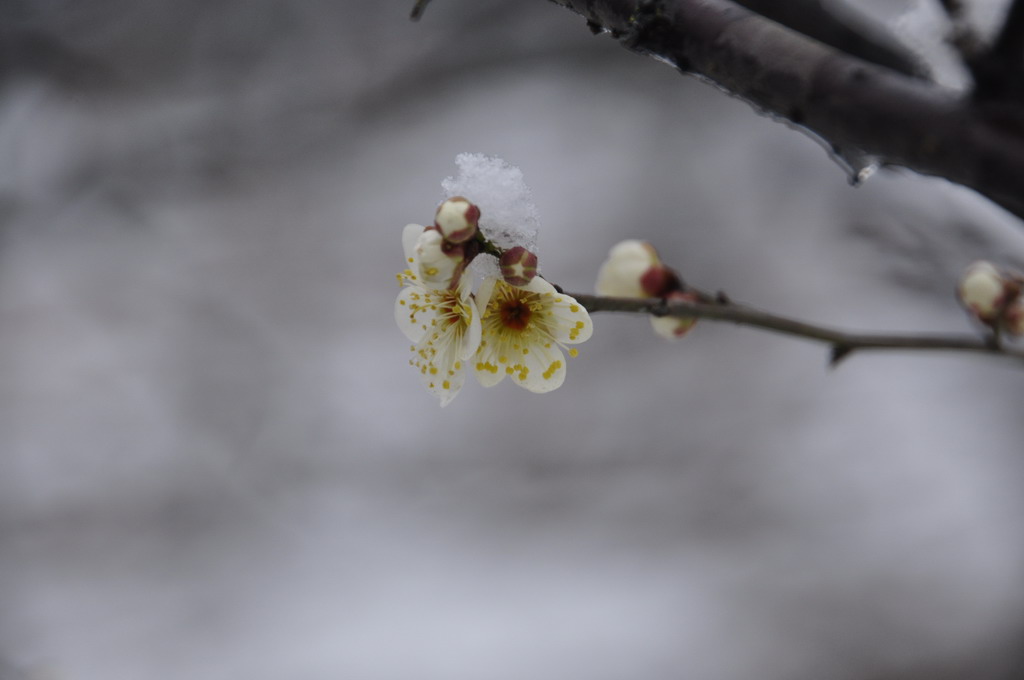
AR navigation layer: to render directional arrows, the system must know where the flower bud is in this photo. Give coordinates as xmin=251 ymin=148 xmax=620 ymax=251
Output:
xmin=650 ymin=290 xmax=699 ymax=340
xmin=416 ymin=228 xmax=465 ymax=289
xmin=435 ymin=196 xmax=480 ymax=244
xmin=499 ymin=246 xmax=538 ymax=286
xmin=957 ymin=260 xmax=1018 ymax=324
xmin=640 ymin=264 xmax=680 ymax=298
xmin=1003 ymin=302 xmax=1024 ymax=337
xmin=595 ymin=240 xmax=676 ymax=298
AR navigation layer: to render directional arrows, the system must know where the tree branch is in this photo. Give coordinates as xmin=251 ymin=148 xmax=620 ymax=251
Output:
xmin=937 ymin=0 xmax=983 ymax=61
xmin=971 ymin=0 xmax=1024 ymax=101
xmin=549 ymin=0 xmax=1024 ymax=221
xmin=569 ymin=293 xmax=1024 ymax=367
xmin=732 ymin=0 xmax=923 ymax=77
xmin=990 ymin=0 xmax=1024 ymax=68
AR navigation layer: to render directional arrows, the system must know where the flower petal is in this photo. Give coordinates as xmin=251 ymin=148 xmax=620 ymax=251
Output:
xmin=415 ymin=228 xmax=464 ymax=290
xmin=420 ymin=361 xmax=465 ymax=407
xmin=476 ymin=276 xmax=498 ymax=312
xmin=511 ymin=343 xmax=566 ymax=393
xmin=453 ymin=273 xmax=474 ymax=302
xmin=549 ymin=294 xmax=593 ymax=345
xmin=402 ymin=223 xmax=425 ymax=263
xmin=650 ymin=314 xmax=696 ymax=340
xmin=474 ymin=342 xmax=506 ymax=387
xmin=521 ymin=276 xmax=556 ymax=295
xmin=395 ymin=285 xmax=437 ymax=343
xmin=460 ymin=305 xmax=482 ymax=361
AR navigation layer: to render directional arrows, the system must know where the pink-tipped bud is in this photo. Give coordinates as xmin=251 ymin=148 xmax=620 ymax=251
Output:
xmin=957 ymin=260 xmax=1021 ymax=327
xmin=595 ymin=240 xmax=677 ymax=298
xmin=415 ymin=227 xmax=465 ymax=289
xmin=639 ymin=263 xmax=680 ymax=297
xmin=435 ymin=196 xmax=480 ymax=245
xmin=499 ymin=246 xmax=539 ymax=286
xmin=650 ymin=290 xmax=699 ymax=340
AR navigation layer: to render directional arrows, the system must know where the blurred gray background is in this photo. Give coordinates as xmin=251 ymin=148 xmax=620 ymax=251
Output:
xmin=2 ymin=1 xmax=1024 ymax=678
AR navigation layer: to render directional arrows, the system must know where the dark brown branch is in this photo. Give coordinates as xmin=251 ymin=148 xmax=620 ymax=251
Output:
xmin=991 ymin=0 xmax=1024 ymax=66
xmin=971 ymin=0 xmax=1024 ymax=101
xmin=568 ymin=293 xmax=1024 ymax=367
xmin=733 ymin=0 xmax=923 ymax=77
xmin=943 ymin=16 xmax=984 ymax=65
xmin=549 ymin=0 xmax=1024 ymax=221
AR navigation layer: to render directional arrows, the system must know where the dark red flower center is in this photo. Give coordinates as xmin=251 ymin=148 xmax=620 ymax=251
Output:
xmin=499 ymin=299 xmax=532 ymax=331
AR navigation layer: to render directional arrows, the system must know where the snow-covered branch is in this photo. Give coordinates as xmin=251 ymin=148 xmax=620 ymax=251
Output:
xmin=548 ymin=0 xmax=1024 ymax=221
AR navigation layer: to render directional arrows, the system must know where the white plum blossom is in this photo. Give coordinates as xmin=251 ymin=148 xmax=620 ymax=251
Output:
xmin=474 ymin=276 xmax=592 ymax=393
xmin=397 ymin=154 xmax=598 ymax=405
xmin=396 ymin=224 xmax=481 ymax=406
xmin=414 ymin=227 xmax=465 ymax=290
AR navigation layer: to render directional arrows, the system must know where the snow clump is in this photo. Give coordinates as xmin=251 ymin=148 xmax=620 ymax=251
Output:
xmin=442 ymin=153 xmax=540 ymax=283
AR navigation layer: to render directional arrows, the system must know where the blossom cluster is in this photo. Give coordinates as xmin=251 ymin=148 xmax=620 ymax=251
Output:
xmin=957 ymin=260 xmax=1024 ymax=337
xmin=396 ymin=197 xmax=592 ymax=406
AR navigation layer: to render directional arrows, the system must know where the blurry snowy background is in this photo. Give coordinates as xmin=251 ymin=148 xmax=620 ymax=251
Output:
xmin=2 ymin=1 xmax=1024 ymax=678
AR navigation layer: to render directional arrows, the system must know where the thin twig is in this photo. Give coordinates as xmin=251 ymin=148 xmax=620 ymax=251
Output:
xmin=568 ymin=293 xmax=1024 ymax=367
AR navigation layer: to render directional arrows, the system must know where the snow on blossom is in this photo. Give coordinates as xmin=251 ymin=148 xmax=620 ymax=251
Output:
xmin=396 ymin=224 xmax=481 ymax=406
xmin=442 ymin=153 xmax=539 ymax=281
xmin=397 ymin=154 xmax=593 ymax=404
xmin=474 ymin=276 xmax=592 ymax=393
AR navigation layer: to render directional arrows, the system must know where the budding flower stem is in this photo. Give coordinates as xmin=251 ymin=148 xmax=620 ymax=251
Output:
xmin=568 ymin=292 xmax=1024 ymax=367
xmin=474 ymin=232 xmax=504 ymax=259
